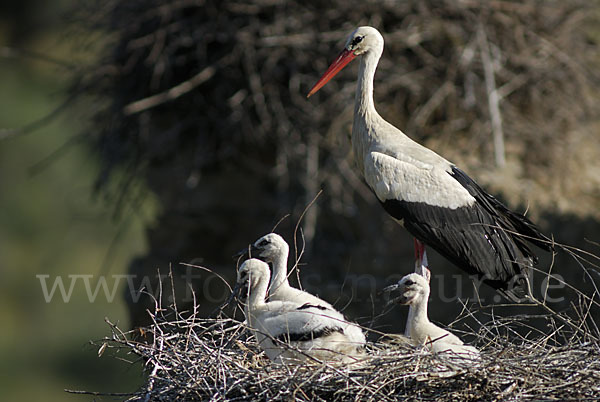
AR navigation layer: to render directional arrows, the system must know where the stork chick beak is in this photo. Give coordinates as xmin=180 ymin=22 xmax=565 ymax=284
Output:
xmin=389 ymin=294 xmax=412 ymax=306
xmin=232 ymin=245 xmax=257 ymax=260
xmin=307 ymin=49 xmax=356 ymax=98
xmin=381 ymin=282 xmax=403 ymax=307
xmin=386 ymin=288 xmax=414 ymax=306
xmin=381 ymin=283 xmax=400 ymax=293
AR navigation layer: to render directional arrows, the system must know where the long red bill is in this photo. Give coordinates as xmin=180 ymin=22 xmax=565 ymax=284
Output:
xmin=307 ymin=49 xmax=356 ymax=98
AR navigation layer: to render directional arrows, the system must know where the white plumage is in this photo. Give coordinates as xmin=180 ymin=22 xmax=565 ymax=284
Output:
xmin=237 ymin=258 xmax=365 ymax=364
xmin=308 ymin=26 xmax=552 ymax=301
xmin=245 ymin=233 xmax=336 ymax=309
xmin=386 ymin=272 xmax=480 ymax=362
xmin=364 ymin=151 xmax=474 ymax=209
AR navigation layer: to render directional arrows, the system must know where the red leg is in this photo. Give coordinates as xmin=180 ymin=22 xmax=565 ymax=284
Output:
xmin=413 ymin=238 xmax=430 ymax=282
xmin=413 ymin=238 xmax=426 ymax=262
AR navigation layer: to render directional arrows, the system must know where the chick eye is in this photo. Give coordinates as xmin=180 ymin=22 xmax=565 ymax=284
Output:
xmin=404 ymin=279 xmax=415 ymax=286
xmin=258 ymin=240 xmax=269 ymax=247
xmin=351 ymin=36 xmax=364 ymax=47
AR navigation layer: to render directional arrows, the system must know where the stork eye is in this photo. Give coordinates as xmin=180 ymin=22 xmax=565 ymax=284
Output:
xmin=258 ymin=240 xmax=269 ymax=247
xmin=352 ymin=36 xmax=364 ymax=47
xmin=404 ymin=279 xmax=415 ymax=286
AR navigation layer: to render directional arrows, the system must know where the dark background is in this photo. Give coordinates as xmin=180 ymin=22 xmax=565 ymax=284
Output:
xmin=1 ymin=0 xmax=599 ymax=400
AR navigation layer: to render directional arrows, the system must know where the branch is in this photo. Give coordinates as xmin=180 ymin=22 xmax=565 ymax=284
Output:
xmin=123 ymin=66 xmax=216 ymax=115
xmin=477 ymin=24 xmax=506 ymax=168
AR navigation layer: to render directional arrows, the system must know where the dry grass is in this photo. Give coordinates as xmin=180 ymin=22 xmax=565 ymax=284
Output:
xmin=79 ymin=291 xmax=600 ymax=401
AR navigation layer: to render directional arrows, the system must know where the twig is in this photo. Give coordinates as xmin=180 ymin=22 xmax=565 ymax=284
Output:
xmin=123 ymin=66 xmax=216 ymax=115
xmin=477 ymin=23 xmax=506 ymax=168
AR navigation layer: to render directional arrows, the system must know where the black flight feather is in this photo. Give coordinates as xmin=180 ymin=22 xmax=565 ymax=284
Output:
xmin=275 ymin=326 xmax=344 ymax=343
xmin=379 ymin=166 xmax=551 ymax=301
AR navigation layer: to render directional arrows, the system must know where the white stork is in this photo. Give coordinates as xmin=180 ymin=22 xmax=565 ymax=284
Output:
xmin=308 ymin=26 xmax=552 ymax=301
xmin=239 ymin=233 xmax=337 ymax=309
xmin=384 ymin=270 xmax=480 ymax=362
xmin=236 ymin=258 xmax=366 ymax=364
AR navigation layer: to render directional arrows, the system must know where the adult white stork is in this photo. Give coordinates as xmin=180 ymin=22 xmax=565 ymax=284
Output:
xmin=385 ymin=271 xmax=480 ymax=362
xmin=308 ymin=26 xmax=552 ymax=301
xmin=239 ymin=233 xmax=337 ymax=308
xmin=236 ymin=258 xmax=366 ymax=364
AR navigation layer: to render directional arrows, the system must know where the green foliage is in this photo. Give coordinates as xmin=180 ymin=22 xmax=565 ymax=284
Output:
xmin=0 ymin=50 xmax=152 ymax=402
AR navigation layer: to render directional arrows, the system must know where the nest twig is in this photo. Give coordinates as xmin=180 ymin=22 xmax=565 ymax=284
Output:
xmin=80 ymin=292 xmax=600 ymax=401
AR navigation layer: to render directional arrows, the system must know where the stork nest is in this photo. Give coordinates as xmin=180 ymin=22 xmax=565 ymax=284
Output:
xmin=83 ymin=296 xmax=600 ymax=401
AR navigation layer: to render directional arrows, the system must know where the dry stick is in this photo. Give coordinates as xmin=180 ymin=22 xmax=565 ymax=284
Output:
xmin=168 ymin=263 xmax=178 ymax=313
xmin=291 ymin=229 xmax=307 ymax=291
xmin=123 ymin=65 xmax=216 ymax=115
xmin=26 ymin=132 xmax=87 ymax=176
xmin=0 ymin=66 xmax=85 ymax=142
xmin=105 ymin=310 xmax=600 ymax=400
xmin=271 ymin=213 xmax=291 ymax=233
xmin=412 ymin=81 xmax=453 ymax=129
xmin=0 ymin=97 xmax=80 ymax=142
xmin=179 ymin=262 xmax=233 ymax=294
xmin=529 ymin=292 xmax=597 ymax=341
xmin=477 ymin=23 xmax=506 ymax=168
xmin=574 ymin=290 xmax=599 ymax=338
xmin=543 ymin=244 xmax=558 ymax=305
xmin=478 ymin=222 xmax=600 ymax=310
xmin=290 ymin=190 xmax=323 ymax=289
xmin=527 ymin=26 xmax=599 ymax=85
xmin=143 ymin=298 xmax=188 ymax=396
xmin=144 ymin=322 xmax=165 ymax=401
xmin=452 ymin=298 xmax=501 ymax=346
xmin=1 ymin=46 xmax=78 ymax=69
xmin=531 ymin=261 xmax=600 ymax=311
xmin=183 ymin=287 xmax=198 ymax=350
xmin=64 ymin=389 xmax=138 ymax=397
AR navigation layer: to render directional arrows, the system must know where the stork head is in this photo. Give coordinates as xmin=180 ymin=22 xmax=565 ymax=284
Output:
xmin=250 ymin=233 xmax=289 ymax=262
xmin=236 ymin=258 xmax=271 ymax=301
xmin=385 ymin=273 xmax=430 ymax=306
xmin=307 ymin=26 xmax=384 ymax=97
xmin=234 ymin=233 xmax=289 ymax=263
xmin=394 ymin=273 xmax=430 ymax=305
xmin=343 ymin=26 xmax=384 ymax=57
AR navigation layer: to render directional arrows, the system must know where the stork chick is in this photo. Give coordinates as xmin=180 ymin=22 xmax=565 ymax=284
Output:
xmin=237 ymin=258 xmax=365 ymax=364
xmin=238 ymin=233 xmax=337 ymax=309
xmin=387 ymin=272 xmax=480 ymax=361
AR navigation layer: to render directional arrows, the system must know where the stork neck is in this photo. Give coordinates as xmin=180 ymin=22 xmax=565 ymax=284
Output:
xmin=354 ymin=50 xmax=381 ymax=124
xmin=268 ymin=246 xmax=291 ymax=296
xmin=411 ymin=290 xmax=431 ymax=327
xmin=352 ymin=49 xmax=385 ymax=169
xmin=405 ymin=306 xmax=415 ymax=337
xmin=248 ymin=276 xmax=269 ymax=311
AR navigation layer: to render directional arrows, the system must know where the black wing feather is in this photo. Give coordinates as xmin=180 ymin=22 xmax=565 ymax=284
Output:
xmin=297 ymin=303 xmax=330 ymax=311
xmin=450 ymin=167 xmax=553 ymax=252
xmin=275 ymin=326 xmax=344 ymax=343
xmin=380 ymin=166 xmax=551 ymax=301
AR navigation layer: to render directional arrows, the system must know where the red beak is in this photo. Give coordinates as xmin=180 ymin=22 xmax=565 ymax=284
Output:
xmin=307 ymin=49 xmax=356 ymax=98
